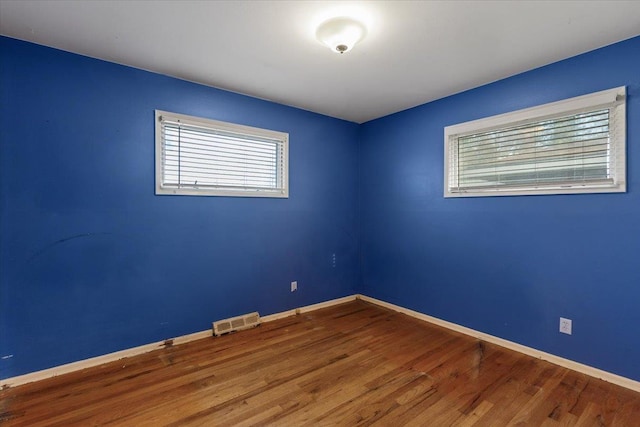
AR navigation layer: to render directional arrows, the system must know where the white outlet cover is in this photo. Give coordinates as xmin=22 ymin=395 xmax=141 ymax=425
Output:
xmin=559 ymin=317 xmax=572 ymax=335
xmin=291 ymin=281 xmax=297 ymax=292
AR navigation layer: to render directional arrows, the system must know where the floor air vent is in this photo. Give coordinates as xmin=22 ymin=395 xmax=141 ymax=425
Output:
xmin=212 ymin=312 xmax=260 ymax=336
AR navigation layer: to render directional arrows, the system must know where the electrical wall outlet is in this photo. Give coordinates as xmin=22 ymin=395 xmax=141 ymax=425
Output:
xmin=559 ymin=317 xmax=572 ymax=335
xmin=291 ymin=281 xmax=297 ymax=292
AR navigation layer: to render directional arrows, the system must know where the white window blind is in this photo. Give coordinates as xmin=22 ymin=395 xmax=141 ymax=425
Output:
xmin=444 ymin=87 xmax=626 ymax=197
xmin=155 ymin=110 xmax=288 ymax=198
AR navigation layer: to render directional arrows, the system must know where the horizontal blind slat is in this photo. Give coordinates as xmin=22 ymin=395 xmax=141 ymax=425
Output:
xmin=450 ymin=177 xmax=615 ymax=192
xmin=457 ymin=131 xmax=609 ymax=156
xmin=459 ymin=142 xmax=609 ymax=167
xmin=165 ymin=150 xmax=277 ymax=165
xmin=458 ymin=111 xmax=609 ymax=141
xmin=163 ymin=134 xmax=278 ymax=153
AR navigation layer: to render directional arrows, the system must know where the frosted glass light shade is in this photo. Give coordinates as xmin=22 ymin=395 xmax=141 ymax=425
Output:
xmin=316 ymin=17 xmax=366 ymax=54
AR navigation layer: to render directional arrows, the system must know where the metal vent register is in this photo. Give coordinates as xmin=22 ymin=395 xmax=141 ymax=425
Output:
xmin=212 ymin=312 xmax=260 ymax=336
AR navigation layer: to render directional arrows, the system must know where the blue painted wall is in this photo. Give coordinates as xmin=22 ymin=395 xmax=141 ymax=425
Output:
xmin=2 ymin=34 xmax=639 ymax=382
xmin=359 ymin=36 xmax=640 ymax=381
xmin=0 ymin=37 xmax=359 ymax=378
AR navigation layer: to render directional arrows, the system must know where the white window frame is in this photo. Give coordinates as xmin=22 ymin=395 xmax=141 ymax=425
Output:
xmin=155 ymin=110 xmax=289 ymax=198
xmin=444 ymin=86 xmax=626 ymax=197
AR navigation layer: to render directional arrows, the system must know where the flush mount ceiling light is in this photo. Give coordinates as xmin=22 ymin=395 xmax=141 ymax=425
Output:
xmin=316 ymin=17 xmax=367 ymax=54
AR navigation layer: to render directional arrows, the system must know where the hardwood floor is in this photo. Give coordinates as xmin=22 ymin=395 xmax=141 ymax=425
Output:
xmin=1 ymin=300 xmax=639 ymax=426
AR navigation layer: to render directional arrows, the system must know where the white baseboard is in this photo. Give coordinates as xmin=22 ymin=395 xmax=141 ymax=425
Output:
xmin=0 ymin=330 xmax=213 ymax=389
xmin=3 ymin=293 xmax=638 ymax=393
xmin=357 ymin=294 xmax=640 ymax=393
xmin=261 ymin=295 xmax=357 ymax=322
xmin=0 ymin=294 xmax=357 ymax=388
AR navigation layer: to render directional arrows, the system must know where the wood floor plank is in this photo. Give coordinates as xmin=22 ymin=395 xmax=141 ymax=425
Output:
xmin=455 ymin=399 xmax=495 ymax=427
xmin=1 ymin=300 xmax=638 ymax=426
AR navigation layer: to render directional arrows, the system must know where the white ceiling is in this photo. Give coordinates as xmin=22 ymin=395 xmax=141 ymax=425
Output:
xmin=1 ymin=1 xmax=639 ymax=123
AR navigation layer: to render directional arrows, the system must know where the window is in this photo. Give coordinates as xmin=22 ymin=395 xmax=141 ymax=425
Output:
xmin=155 ymin=110 xmax=288 ymax=197
xmin=444 ymin=87 xmax=626 ymax=197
